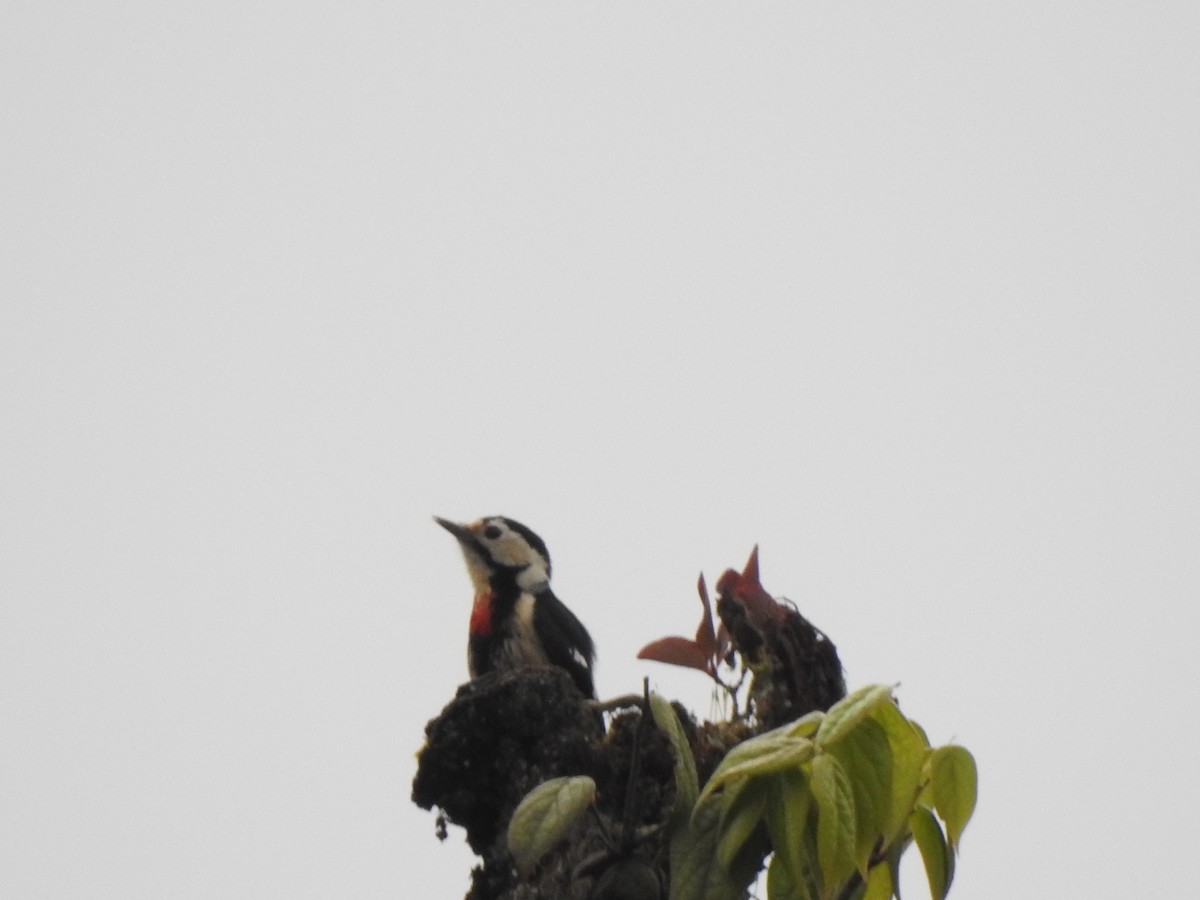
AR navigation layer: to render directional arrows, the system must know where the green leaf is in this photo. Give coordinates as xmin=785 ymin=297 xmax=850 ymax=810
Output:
xmin=719 ymin=771 xmax=753 ymax=821
xmin=670 ymin=794 xmax=760 ymax=900
xmin=868 ymin=700 xmax=930 ymax=843
xmin=910 ymin=718 xmax=930 ymax=747
xmin=930 ymin=745 xmax=977 ymax=848
xmin=767 ymin=850 xmax=816 ymax=900
xmin=862 ymin=861 xmax=894 ymax=900
xmin=883 ymin=841 xmax=905 ymax=900
xmin=827 ymin=716 xmax=892 ymax=876
xmin=730 ymin=823 xmax=772 ymax=888
xmin=910 ymin=807 xmax=952 ymax=900
xmin=698 ymin=727 xmax=815 ymax=807
xmin=767 ymin=853 xmax=795 ymax=900
xmin=717 ymin=778 xmax=770 ymax=871
xmin=649 ymin=692 xmax=700 ymax=829
xmin=811 ymin=754 xmax=857 ymax=895
xmin=506 ymin=775 xmax=595 ymax=877
xmin=815 ymin=684 xmax=895 ymax=749
xmin=787 ymin=710 xmax=826 ymax=739
xmin=766 ymin=770 xmax=816 ymax=900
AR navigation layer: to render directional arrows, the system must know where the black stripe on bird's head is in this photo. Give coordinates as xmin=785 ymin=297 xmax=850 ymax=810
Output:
xmin=435 ymin=515 xmax=552 ymax=593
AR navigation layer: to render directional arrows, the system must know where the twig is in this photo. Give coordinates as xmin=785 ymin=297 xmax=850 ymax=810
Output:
xmin=619 ymin=678 xmax=653 ymax=853
xmin=590 ymin=693 xmax=645 ymax=714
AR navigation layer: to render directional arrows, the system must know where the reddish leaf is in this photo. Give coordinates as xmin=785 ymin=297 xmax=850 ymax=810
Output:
xmin=694 ymin=573 xmax=718 ymax=658
xmin=637 ymin=636 xmax=712 ymax=673
xmin=716 ymin=546 xmax=784 ymax=627
xmin=739 ymin=583 xmax=782 ymax=626
xmin=715 ymin=567 xmax=740 ymax=598
xmin=742 ymin=545 xmax=760 ymax=584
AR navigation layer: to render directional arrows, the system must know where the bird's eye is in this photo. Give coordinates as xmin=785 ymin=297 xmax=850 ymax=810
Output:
xmin=483 ymin=524 xmax=503 ymax=540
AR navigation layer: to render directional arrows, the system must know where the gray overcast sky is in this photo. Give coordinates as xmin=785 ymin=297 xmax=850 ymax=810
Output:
xmin=2 ymin=4 xmax=1197 ymax=898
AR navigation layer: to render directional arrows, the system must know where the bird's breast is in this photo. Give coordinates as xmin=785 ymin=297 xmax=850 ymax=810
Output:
xmin=500 ymin=593 xmax=549 ymax=667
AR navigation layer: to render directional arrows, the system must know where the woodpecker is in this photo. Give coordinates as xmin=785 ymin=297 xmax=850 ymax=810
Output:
xmin=434 ymin=515 xmax=596 ymax=699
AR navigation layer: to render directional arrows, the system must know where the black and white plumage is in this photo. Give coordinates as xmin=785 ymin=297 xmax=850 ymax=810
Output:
xmin=434 ymin=515 xmax=596 ymax=699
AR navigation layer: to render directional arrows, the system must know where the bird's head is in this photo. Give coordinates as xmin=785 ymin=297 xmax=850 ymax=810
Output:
xmin=434 ymin=515 xmax=552 ymax=594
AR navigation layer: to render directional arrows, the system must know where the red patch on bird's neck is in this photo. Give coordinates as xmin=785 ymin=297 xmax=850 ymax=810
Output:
xmin=470 ymin=592 xmax=494 ymax=635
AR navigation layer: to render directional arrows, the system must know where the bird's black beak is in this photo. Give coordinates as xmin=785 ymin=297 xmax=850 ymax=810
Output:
xmin=434 ymin=516 xmax=477 ymax=547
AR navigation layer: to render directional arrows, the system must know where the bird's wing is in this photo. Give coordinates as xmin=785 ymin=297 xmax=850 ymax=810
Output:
xmin=532 ymin=587 xmax=595 ymax=698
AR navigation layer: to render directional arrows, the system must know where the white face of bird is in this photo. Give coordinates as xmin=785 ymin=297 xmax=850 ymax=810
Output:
xmin=435 ymin=516 xmax=552 ymax=593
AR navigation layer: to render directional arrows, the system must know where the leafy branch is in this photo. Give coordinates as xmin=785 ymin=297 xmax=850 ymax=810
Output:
xmin=663 ymin=685 xmax=978 ymax=900
xmin=637 ymin=571 xmax=749 ymax=715
xmin=640 ymin=546 xmax=846 ymax=730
